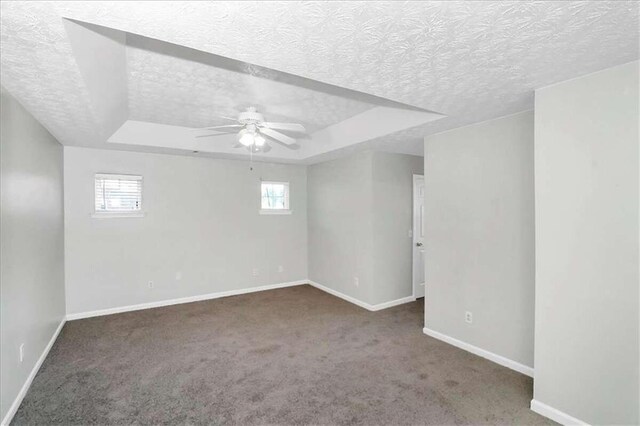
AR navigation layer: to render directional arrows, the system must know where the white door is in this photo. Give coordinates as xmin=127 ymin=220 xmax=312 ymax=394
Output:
xmin=412 ymin=175 xmax=426 ymax=298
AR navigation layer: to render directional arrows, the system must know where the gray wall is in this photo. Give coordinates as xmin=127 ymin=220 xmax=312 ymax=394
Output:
xmin=371 ymin=152 xmax=423 ymax=304
xmin=64 ymin=147 xmax=308 ymax=315
xmin=533 ymin=61 xmax=639 ymax=425
xmin=307 ymin=151 xmax=375 ymax=303
xmin=423 ymin=111 xmax=535 ymax=367
xmin=1 ymin=90 xmax=66 ymax=421
xmin=308 ymin=150 xmax=422 ymax=305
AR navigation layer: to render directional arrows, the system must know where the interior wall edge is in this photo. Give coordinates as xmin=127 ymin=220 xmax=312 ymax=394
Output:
xmin=422 ymin=327 xmax=534 ymax=377
xmin=0 ymin=319 xmax=66 ymax=426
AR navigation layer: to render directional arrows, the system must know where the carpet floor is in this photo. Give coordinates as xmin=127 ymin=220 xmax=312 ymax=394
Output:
xmin=12 ymin=285 xmax=554 ymax=425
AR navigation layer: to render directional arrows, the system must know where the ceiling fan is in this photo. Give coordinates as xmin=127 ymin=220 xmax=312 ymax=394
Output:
xmin=193 ymin=107 xmax=306 ymax=153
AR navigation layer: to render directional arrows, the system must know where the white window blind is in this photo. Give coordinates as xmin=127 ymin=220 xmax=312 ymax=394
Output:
xmin=260 ymin=181 xmax=290 ymax=214
xmin=94 ymin=174 xmax=142 ymax=216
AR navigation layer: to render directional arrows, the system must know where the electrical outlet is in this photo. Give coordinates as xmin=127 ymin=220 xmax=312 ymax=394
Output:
xmin=252 ymin=268 xmax=259 ymax=277
xmin=175 ymin=271 xmax=182 ymax=281
xmin=19 ymin=343 xmax=24 ymax=363
xmin=465 ymin=311 xmax=473 ymax=324
xmin=148 ymin=281 xmax=154 ymax=289
xmin=353 ymin=277 xmax=359 ymax=287
xmin=277 ymin=265 xmax=284 ymax=273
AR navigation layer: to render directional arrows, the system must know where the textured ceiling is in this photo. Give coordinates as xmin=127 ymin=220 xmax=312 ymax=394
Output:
xmin=126 ymin=36 xmax=375 ymax=134
xmin=1 ymin=1 xmax=638 ymax=162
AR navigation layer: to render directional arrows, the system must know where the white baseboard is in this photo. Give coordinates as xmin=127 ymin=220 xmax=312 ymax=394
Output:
xmin=308 ymin=280 xmax=372 ymax=310
xmin=530 ymin=399 xmax=589 ymax=425
xmin=1 ymin=318 xmax=66 ymax=426
xmin=370 ymin=295 xmax=416 ymax=311
xmin=66 ymin=280 xmax=308 ymax=320
xmin=308 ymin=280 xmax=415 ymax=311
xmin=68 ymin=279 xmax=416 ymax=321
xmin=422 ymin=327 xmax=534 ymax=377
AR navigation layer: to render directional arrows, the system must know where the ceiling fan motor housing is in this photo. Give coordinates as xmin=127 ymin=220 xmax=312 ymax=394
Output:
xmin=238 ymin=107 xmax=264 ymax=125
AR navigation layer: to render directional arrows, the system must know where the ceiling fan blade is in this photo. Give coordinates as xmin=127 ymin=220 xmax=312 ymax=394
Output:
xmin=261 ymin=122 xmax=306 ymax=133
xmin=195 ymin=133 xmax=233 ymax=138
xmin=191 ymin=124 xmax=241 ymax=131
xmin=205 ymin=124 xmax=241 ymax=130
xmin=217 ymin=115 xmax=239 ymax=122
xmin=260 ymin=128 xmax=296 ymax=145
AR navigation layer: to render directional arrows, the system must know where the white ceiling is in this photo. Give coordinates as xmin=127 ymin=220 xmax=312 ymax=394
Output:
xmin=1 ymin=1 xmax=638 ymax=163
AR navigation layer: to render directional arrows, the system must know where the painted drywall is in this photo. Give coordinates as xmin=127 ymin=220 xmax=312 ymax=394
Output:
xmin=533 ymin=61 xmax=639 ymax=425
xmin=307 ymin=150 xmax=422 ymax=305
xmin=423 ymin=111 xmax=535 ymax=368
xmin=371 ymin=152 xmax=423 ymax=304
xmin=307 ymin=151 xmax=375 ymax=303
xmin=64 ymin=147 xmax=307 ymax=315
xmin=0 ymin=90 xmax=66 ymax=421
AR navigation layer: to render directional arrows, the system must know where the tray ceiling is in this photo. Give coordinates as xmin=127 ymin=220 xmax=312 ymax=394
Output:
xmin=1 ymin=1 xmax=638 ymax=163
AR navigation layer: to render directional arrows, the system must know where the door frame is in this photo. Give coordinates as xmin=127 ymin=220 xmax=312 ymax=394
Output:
xmin=412 ymin=174 xmax=425 ymax=299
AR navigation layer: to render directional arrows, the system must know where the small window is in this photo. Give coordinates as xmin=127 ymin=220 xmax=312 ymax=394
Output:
xmin=260 ymin=181 xmax=291 ymax=215
xmin=94 ymin=174 xmax=143 ymax=218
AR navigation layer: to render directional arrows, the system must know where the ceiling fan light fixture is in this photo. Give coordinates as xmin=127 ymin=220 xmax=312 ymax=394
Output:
xmin=199 ymin=108 xmax=305 ymax=152
xmin=238 ymin=129 xmax=254 ymax=147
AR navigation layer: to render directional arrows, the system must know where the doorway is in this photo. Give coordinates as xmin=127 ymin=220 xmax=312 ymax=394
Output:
xmin=412 ymin=174 xmax=425 ymax=299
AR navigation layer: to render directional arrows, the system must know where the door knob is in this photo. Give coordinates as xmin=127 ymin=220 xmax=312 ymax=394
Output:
xmin=416 ymin=242 xmax=423 ymax=247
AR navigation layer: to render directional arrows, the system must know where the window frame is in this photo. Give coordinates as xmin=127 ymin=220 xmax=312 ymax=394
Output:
xmin=259 ymin=181 xmax=291 ymax=215
xmin=92 ymin=173 xmax=145 ymax=219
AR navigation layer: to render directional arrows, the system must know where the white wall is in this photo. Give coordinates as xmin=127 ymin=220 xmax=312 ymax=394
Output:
xmin=1 ymin=90 xmax=66 ymax=421
xmin=64 ymin=147 xmax=307 ymax=315
xmin=423 ymin=111 xmax=535 ymax=368
xmin=307 ymin=150 xmax=422 ymax=306
xmin=533 ymin=61 xmax=639 ymax=425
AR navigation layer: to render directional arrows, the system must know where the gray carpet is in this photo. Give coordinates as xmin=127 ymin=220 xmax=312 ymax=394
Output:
xmin=12 ymin=285 xmax=554 ymax=425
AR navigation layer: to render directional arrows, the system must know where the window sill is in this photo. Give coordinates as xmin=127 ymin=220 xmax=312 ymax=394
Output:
xmin=259 ymin=209 xmax=292 ymax=215
xmin=92 ymin=212 xmax=145 ymax=219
